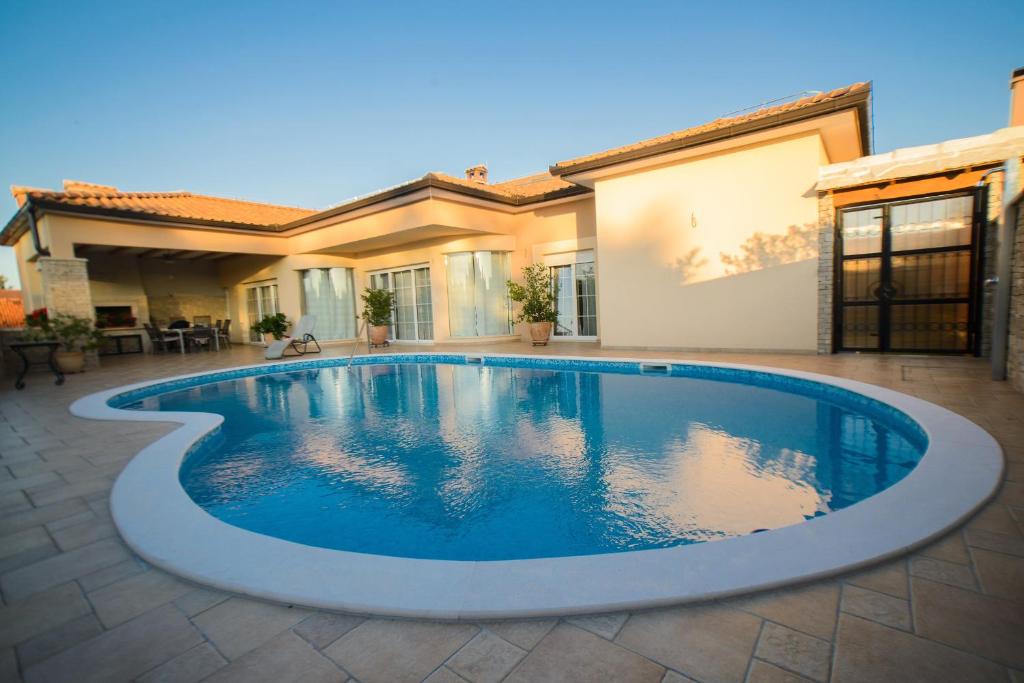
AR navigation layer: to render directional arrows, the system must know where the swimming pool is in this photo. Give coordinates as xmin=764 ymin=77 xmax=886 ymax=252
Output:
xmin=74 ymin=354 xmax=1002 ymax=617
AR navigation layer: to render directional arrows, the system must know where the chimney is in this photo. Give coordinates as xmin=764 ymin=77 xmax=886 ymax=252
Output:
xmin=1011 ymin=67 xmax=1024 ymax=127
xmin=465 ymin=164 xmax=488 ymax=184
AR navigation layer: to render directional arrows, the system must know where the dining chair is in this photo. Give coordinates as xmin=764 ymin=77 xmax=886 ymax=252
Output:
xmin=143 ymin=323 xmax=182 ymax=353
xmin=189 ymin=326 xmax=215 ymax=352
xmin=217 ymin=320 xmax=232 ymax=349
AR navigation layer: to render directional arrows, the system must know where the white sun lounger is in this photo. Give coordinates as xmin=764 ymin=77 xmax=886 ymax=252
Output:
xmin=264 ymin=315 xmax=321 ymax=360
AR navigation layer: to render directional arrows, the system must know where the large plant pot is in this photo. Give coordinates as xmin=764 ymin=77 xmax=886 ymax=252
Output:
xmin=529 ymin=321 xmax=553 ymax=346
xmin=369 ymin=325 xmax=389 ymax=346
xmin=54 ymin=350 xmax=85 ymax=374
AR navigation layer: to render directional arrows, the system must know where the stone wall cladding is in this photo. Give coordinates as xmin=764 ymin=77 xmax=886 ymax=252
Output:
xmin=38 ymin=258 xmax=93 ymax=319
xmin=147 ymin=294 xmax=227 ymax=326
xmin=817 ymin=193 xmax=836 ymax=354
xmin=980 ymin=177 xmax=1003 ymax=358
xmin=1009 ymin=198 xmax=1024 ymax=393
xmin=37 ymin=257 xmax=98 ymax=368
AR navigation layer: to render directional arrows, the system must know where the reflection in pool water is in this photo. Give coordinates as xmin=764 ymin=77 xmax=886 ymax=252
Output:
xmin=127 ymin=363 xmax=926 ymax=560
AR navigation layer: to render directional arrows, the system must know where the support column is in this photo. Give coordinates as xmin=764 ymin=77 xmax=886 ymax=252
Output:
xmin=38 ymin=257 xmax=93 ymax=318
xmin=1009 ymin=202 xmax=1024 ymax=392
xmin=816 ymin=192 xmax=836 ymax=354
xmin=38 ymin=257 xmax=98 ymax=367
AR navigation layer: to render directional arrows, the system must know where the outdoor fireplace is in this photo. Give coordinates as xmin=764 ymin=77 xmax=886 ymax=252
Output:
xmin=94 ymin=305 xmax=137 ymax=329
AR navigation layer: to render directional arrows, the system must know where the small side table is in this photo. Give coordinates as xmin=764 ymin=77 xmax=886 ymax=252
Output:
xmin=9 ymin=341 xmax=64 ymax=390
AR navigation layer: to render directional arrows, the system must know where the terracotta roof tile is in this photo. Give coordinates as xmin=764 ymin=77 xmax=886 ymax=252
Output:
xmin=551 ymin=82 xmax=870 ymax=174
xmin=11 ymin=185 xmax=317 ymax=227
xmin=427 ymin=171 xmax=577 ymax=200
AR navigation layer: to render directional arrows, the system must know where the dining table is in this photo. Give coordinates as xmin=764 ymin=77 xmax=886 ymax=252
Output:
xmin=161 ymin=327 xmax=220 ymax=354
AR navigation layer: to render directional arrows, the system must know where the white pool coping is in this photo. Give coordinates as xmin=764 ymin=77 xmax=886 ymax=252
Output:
xmin=71 ymin=353 xmax=1004 ymax=619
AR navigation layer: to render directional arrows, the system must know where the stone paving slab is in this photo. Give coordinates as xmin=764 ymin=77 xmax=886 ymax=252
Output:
xmin=507 ymin=623 xmax=664 ymax=683
xmin=21 ymin=604 xmax=203 ymax=683
xmin=726 ymin=582 xmax=840 ymax=641
xmin=14 ymin=614 xmax=103 ymax=670
xmin=832 ymin=613 xmax=1007 ymax=683
xmin=0 ymin=345 xmax=1022 ymax=682
xmin=136 ymin=642 xmax=227 ymax=683
xmin=0 ymin=537 xmax=131 ymax=602
xmin=0 ymin=583 xmax=90 ymax=649
xmin=324 ymin=619 xmax=478 ymax=683
xmin=203 ymin=631 xmax=343 ymax=683
xmin=87 ymin=568 xmax=193 ymax=628
xmin=615 ymin=603 xmax=761 ymax=683
xmin=192 ymin=596 xmax=309 ymax=660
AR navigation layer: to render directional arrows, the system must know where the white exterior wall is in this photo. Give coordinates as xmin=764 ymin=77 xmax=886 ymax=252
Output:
xmin=592 ymin=133 xmax=826 ymax=351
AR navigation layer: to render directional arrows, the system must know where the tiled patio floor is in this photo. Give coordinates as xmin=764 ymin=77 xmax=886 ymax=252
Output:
xmin=0 ymin=342 xmax=1022 ymax=683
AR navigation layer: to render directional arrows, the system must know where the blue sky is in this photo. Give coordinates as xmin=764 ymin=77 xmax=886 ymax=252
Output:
xmin=1 ymin=1 xmax=1021 ymax=286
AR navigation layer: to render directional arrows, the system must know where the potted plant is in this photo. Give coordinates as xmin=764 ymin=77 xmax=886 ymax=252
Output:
xmin=361 ymin=288 xmax=394 ymax=346
xmin=507 ymin=262 xmax=558 ymax=346
xmin=24 ymin=309 xmax=103 ymax=373
xmin=250 ymin=313 xmax=289 ymax=344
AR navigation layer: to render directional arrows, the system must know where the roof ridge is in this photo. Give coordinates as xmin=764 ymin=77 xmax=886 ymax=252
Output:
xmin=181 ymin=191 xmax=317 ymax=213
xmin=551 ymin=81 xmax=870 ymax=173
xmin=492 ymin=171 xmax=557 ymax=185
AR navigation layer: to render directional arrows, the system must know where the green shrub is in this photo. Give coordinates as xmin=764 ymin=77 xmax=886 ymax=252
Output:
xmin=507 ymin=262 xmax=557 ymax=324
xmin=361 ymin=288 xmax=394 ymax=327
xmin=251 ymin=313 xmax=290 ymax=340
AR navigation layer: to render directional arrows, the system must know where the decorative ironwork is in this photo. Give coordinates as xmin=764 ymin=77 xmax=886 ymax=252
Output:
xmin=836 ymin=192 xmax=980 ymax=354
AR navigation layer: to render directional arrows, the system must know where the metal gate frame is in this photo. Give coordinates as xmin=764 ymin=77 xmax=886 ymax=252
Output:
xmin=834 ymin=189 xmax=985 ymax=355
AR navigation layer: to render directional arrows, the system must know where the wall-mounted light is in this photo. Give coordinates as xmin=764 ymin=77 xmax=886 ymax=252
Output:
xmin=691 ymin=212 xmax=698 ymax=229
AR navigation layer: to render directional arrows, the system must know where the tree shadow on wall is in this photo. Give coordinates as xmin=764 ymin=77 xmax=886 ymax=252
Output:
xmin=719 ymin=224 xmax=819 ymax=276
xmin=671 ymin=247 xmax=710 ymax=285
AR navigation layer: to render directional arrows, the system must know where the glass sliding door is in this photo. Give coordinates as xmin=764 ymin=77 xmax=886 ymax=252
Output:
xmin=300 ymin=268 xmax=356 ymax=341
xmin=547 ymin=250 xmax=598 ymax=338
xmin=551 ymin=265 xmax=574 ymax=336
xmin=575 ymin=260 xmax=597 ymax=336
xmin=414 ymin=268 xmax=433 ymax=340
xmin=368 ymin=266 xmax=433 ymax=341
xmin=445 ymin=251 xmax=512 ymax=337
xmin=246 ymin=283 xmax=279 ymax=342
xmin=392 ymin=270 xmax=417 ymax=340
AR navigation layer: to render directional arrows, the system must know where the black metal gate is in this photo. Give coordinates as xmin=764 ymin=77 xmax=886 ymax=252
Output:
xmin=836 ymin=190 xmax=983 ymax=354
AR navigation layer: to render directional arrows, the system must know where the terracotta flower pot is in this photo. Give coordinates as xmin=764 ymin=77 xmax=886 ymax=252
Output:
xmin=54 ymin=350 xmax=85 ymax=374
xmin=529 ymin=321 xmax=553 ymax=346
xmin=369 ymin=325 xmax=389 ymax=346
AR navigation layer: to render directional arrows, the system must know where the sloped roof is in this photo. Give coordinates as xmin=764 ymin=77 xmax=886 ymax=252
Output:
xmin=4 ymin=81 xmax=870 ymax=239
xmin=5 ymin=169 xmax=586 ymax=238
xmin=550 ymin=82 xmax=871 ymax=175
xmin=11 ymin=181 xmax=317 ymax=229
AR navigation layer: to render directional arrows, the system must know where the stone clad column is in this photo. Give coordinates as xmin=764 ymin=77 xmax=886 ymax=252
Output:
xmin=37 ymin=256 xmax=99 ymax=366
xmin=816 ymin=193 xmax=836 ymax=354
xmin=38 ymin=257 xmax=93 ymax=318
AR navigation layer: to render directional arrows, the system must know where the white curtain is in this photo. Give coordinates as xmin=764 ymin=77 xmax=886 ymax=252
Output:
xmin=301 ymin=268 xmax=356 ymax=340
xmin=445 ymin=251 xmax=511 ymax=337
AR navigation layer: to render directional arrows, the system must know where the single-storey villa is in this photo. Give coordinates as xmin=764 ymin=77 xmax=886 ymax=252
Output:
xmin=3 ymin=75 xmax=1023 ymax=384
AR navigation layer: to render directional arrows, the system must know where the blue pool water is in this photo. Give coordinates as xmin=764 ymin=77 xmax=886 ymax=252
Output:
xmin=122 ymin=359 xmax=927 ymax=561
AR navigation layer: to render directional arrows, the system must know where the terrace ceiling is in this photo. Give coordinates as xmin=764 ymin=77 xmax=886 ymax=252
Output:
xmin=73 ymin=244 xmax=234 ymax=261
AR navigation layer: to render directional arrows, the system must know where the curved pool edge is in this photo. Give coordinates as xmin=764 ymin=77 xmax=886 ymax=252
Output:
xmin=71 ymin=353 xmax=1005 ymax=619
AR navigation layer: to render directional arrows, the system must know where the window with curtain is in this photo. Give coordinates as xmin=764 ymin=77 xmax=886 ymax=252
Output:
xmin=367 ymin=267 xmax=433 ymax=340
xmin=300 ymin=268 xmax=356 ymax=340
xmin=445 ymin=251 xmax=512 ymax=337
xmin=246 ymin=283 xmax=279 ymax=342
